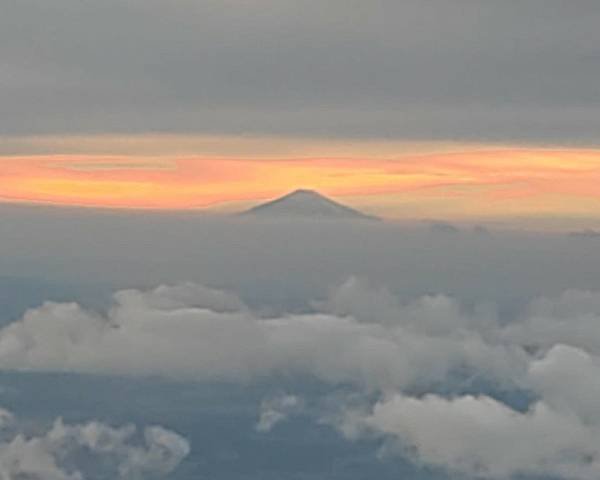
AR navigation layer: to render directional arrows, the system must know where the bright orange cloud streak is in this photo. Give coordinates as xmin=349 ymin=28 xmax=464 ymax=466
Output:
xmin=1 ymin=148 xmax=600 ymax=221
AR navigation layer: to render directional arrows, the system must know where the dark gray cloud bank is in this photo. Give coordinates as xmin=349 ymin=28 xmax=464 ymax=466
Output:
xmin=0 ymin=207 xmax=600 ymax=478
xmin=2 ymin=0 xmax=600 ymax=143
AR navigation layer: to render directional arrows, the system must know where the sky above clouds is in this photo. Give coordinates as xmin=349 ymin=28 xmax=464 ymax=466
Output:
xmin=1 ymin=145 xmax=600 ymax=224
xmin=1 ymin=1 xmax=600 ymax=224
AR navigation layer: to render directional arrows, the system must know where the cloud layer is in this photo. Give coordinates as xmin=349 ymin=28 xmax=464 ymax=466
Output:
xmin=1 ymin=279 xmax=600 ymax=478
xmin=0 ymin=281 xmax=526 ymax=389
xmin=2 ymin=1 xmax=600 ymax=142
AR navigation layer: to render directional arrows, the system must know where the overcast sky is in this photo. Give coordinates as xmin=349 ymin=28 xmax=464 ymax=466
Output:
xmin=3 ymin=0 xmax=600 ymax=143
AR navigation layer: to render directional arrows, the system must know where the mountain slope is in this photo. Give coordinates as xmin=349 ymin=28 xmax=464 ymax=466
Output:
xmin=241 ymin=189 xmax=378 ymax=220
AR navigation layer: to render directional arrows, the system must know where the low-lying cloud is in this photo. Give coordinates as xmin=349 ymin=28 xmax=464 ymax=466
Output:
xmin=340 ymin=393 xmax=600 ymax=480
xmin=0 ymin=281 xmax=526 ymax=389
xmin=1 ymin=279 xmax=600 ymax=478
xmin=0 ymin=408 xmax=189 ymax=480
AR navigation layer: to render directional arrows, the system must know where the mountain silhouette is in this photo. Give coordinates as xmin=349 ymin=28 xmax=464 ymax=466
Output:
xmin=241 ymin=189 xmax=378 ymax=220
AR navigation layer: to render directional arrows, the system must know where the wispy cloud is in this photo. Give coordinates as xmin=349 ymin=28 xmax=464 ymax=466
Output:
xmin=51 ymin=159 xmax=176 ymax=172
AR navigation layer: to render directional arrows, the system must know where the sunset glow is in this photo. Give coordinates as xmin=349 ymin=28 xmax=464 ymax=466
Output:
xmin=2 ymin=138 xmax=600 ymax=222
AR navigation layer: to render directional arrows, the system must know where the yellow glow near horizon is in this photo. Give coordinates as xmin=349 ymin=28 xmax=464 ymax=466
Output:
xmin=1 ymin=136 xmax=600 ymax=224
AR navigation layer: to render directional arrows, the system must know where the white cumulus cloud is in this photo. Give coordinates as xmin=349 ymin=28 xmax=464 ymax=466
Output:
xmin=0 ymin=280 xmax=526 ymax=391
xmin=0 ymin=411 xmax=189 ymax=480
xmin=339 ymin=393 xmax=600 ymax=480
xmin=3 ymin=279 xmax=600 ymax=479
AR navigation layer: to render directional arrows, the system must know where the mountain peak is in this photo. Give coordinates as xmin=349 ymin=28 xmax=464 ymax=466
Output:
xmin=290 ymin=188 xmax=317 ymax=194
xmin=241 ymin=189 xmax=378 ymax=221
xmin=279 ymin=189 xmax=330 ymax=201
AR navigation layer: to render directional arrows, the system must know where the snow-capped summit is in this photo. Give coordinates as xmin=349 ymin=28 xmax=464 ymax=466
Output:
xmin=241 ymin=189 xmax=378 ymax=220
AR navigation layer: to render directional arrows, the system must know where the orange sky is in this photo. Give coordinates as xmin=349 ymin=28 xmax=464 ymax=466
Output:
xmin=2 ymin=136 xmax=600 ymax=224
